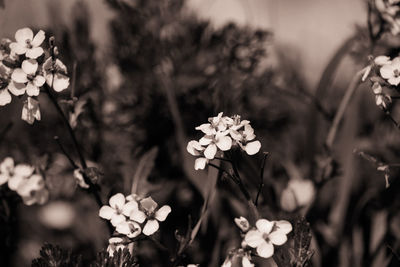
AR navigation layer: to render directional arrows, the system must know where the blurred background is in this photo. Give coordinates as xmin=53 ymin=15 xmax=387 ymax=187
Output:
xmin=0 ymin=0 xmax=400 ymax=266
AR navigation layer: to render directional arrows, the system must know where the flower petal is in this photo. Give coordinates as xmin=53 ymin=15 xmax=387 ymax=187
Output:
xmin=99 ymin=206 xmax=115 ymax=220
xmin=33 ymin=75 xmax=45 ymax=87
xmin=0 ymin=89 xmax=11 ymax=106
xmin=143 ymin=219 xmax=159 ymax=236
xmin=204 ymin=143 xmax=217 ymax=159
xmin=275 ymin=220 xmax=293 ymax=234
xmin=14 ymin=164 xmax=34 ymax=177
xmin=242 ymin=255 xmax=254 ymax=267
xmin=111 ymin=214 xmax=126 ymax=226
xmin=269 ymin=231 xmax=287 ymax=245
xmin=234 ymin=216 xmax=250 ymax=232
xmin=26 ymin=82 xmax=40 ymax=96
xmin=256 ymin=219 xmax=274 ymax=234
xmin=122 ymin=200 xmax=138 ymax=217
xmin=22 ymin=59 xmax=38 ymax=75
xmin=15 ymin=28 xmax=33 ymax=44
xmin=8 ymin=175 xmax=24 ymax=191
xmin=31 ymin=30 xmax=45 ymax=47
xmin=11 ymin=69 xmax=28 ymax=83
xmin=380 ymin=64 xmax=394 ymax=79
xmin=194 ymin=157 xmax=207 ymax=170
xmin=8 ymin=81 xmax=26 ymax=96
xmin=26 ymin=47 xmax=44 ymax=59
xmin=216 ymin=135 xmax=232 ymax=151
xmin=0 ymin=157 xmax=13 ymax=174
xmin=140 ymin=197 xmax=158 ymax=213
xmin=199 ymin=136 xmax=213 ymax=146
xmin=244 ymin=230 xmax=265 ymax=248
xmin=155 ymin=205 xmax=171 ymax=221
xmin=109 ymin=193 xmax=125 ymax=209
xmin=52 ymin=74 xmax=70 ymax=92
xmin=130 ymin=210 xmax=146 ymax=223
xmin=245 ymin=141 xmax=261 ymax=155
xmin=256 ymin=240 xmax=274 ymax=258
xmin=9 ymin=42 xmax=27 ymax=55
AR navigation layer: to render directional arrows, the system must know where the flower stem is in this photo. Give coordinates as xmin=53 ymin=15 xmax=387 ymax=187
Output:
xmin=325 ymin=70 xmax=364 ymax=150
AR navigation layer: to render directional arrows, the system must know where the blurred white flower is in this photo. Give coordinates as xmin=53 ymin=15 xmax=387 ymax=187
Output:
xmin=244 ymin=219 xmax=292 ymax=258
xmin=241 ymin=254 xmax=254 ymax=267
xmin=234 ymin=216 xmax=250 ymax=232
xmin=17 ymin=174 xmax=49 ymax=205
xmin=38 ymin=201 xmax=76 ymax=230
xmin=42 ymin=58 xmax=70 ymax=92
xmin=280 ymin=178 xmax=315 ymax=212
xmin=73 ymin=169 xmax=89 ymax=189
xmin=221 ymin=258 xmax=232 ymax=267
xmin=9 ymin=28 xmax=45 ymax=59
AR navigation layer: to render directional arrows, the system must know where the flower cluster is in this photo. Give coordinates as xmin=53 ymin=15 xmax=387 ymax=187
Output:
xmin=375 ymin=0 xmax=400 ymax=35
xmin=0 ymin=157 xmax=49 ymax=205
xmin=0 ymin=27 xmax=70 ymax=124
xmin=361 ymin=55 xmax=397 ymax=109
xmin=222 ymin=217 xmax=292 ymax=266
xmin=99 ymin=193 xmax=171 ymax=238
xmin=187 ymin=112 xmax=261 ymax=170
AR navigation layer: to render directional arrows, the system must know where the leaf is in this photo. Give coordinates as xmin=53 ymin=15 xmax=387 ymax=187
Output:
xmin=31 ymin=243 xmax=82 ymax=267
xmin=130 ymin=147 xmax=158 ymax=195
xmin=91 ymin=248 xmax=138 ymax=267
xmin=292 ymin=217 xmax=313 ymax=267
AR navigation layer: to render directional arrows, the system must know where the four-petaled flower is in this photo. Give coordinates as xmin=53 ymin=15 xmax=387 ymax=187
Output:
xmin=11 ymin=59 xmax=45 ymax=96
xmin=99 ymin=193 xmax=138 ymax=226
xmin=380 ymin=57 xmax=400 ymax=86
xmin=129 ymin=196 xmax=171 ymax=236
xmin=244 ymin=219 xmax=292 ymax=259
xmin=9 ymin=28 xmax=45 ymax=59
xmin=199 ymin=131 xmax=232 ymax=159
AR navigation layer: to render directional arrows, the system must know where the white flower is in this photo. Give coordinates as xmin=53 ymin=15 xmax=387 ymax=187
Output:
xmin=371 ymin=82 xmax=392 ymax=109
xmin=116 ymin=220 xmax=142 ymax=238
xmin=42 ymin=58 xmax=70 ymax=92
xmin=221 ymin=259 xmax=232 ymax=267
xmin=16 ymin=174 xmax=49 ymax=205
xmin=230 ymin=123 xmax=261 ymax=155
xmin=11 ymin=59 xmax=45 ymax=96
xmin=244 ymin=219 xmax=292 ymax=259
xmin=9 ymin=28 xmax=45 ymax=59
xmin=374 ymin=56 xmax=391 ymax=66
xmin=0 ymin=157 xmax=14 ymax=185
xmin=99 ymin=193 xmax=137 ymax=226
xmin=21 ymin=97 xmax=41 ymax=125
xmin=380 ymin=57 xmax=400 ymax=85
xmin=234 ymin=216 xmax=250 ymax=232
xmin=73 ymin=169 xmax=89 ymax=189
xmin=280 ymin=179 xmax=316 ymax=212
xmin=129 ymin=196 xmax=171 ymax=236
xmin=199 ymin=131 xmax=232 ymax=159
xmin=195 ymin=112 xmax=228 ymax=135
xmin=241 ymin=254 xmax=254 ymax=267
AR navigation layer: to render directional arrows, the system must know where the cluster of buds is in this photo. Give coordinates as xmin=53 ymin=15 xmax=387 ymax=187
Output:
xmin=0 ymin=27 xmax=69 ymax=124
xmin=187 ymin=112 xmax=261 ymax=170
xmin=375 ymin=0 xmax=400 ymax=35
xmin=99 ymin=193 xmax=171 ymax=239
xmin=361 ymin=55 xmax=398 ymax=110
xmin=222 ymin=216 xmax=292 ymax=266
xmin=0 ymin=157 xmax=49 ymax=205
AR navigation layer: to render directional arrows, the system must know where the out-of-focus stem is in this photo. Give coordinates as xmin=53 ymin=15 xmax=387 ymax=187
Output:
xmin=325 ymin=70 xmax=364 ymax=150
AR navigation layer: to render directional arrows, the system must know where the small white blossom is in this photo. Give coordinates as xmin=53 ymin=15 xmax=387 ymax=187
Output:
xmin=21 ymin=97 xmax=41 ymax=124
xmin=42 ymin=58 xmax=70 ymax=92
xmin=234 ymin=216 xmax=250 ymax=232
xmin=281 ymin=179 xmax=315 ymax=212
xmin=244 ymin=219 xmax=292 ymax=259
xmin=380 ymin=57 xmax=400 ymax=85
xmin=116 ymin=220 xmax=142 ymax=238
xmin=11 ymin=59 xmax=45 ymax=96
xmin=99 ymin=193 xmax=137 ymax=226
xmin=9 ymin=28 xmax=45 ymax=59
